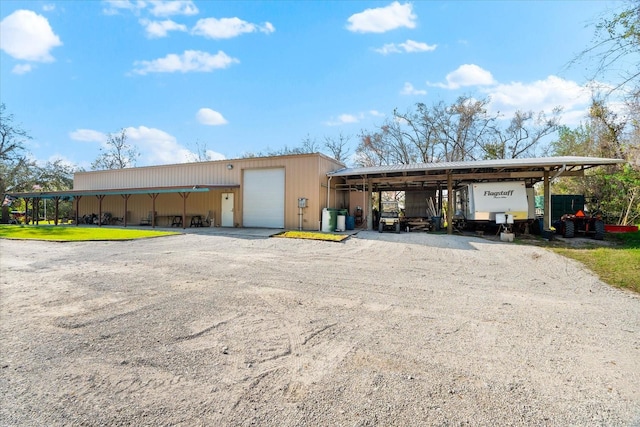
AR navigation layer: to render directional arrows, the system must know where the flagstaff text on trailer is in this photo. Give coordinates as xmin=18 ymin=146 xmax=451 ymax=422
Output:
xmin=484 ymin=190 xmax=515 ymax=198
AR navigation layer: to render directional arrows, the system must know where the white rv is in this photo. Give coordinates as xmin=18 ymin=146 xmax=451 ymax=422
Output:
xmin=455 ymin=181 xmax=535 ymax=222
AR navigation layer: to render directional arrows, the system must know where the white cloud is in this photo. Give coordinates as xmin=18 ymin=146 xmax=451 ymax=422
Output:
xmin=398 ymin=39 xmax=435 ymax=53
xmin=326 ymin=110 xmax=387 ymax=126
xmin=375 ymin=39 xmax=436 ymax=55
xmin=484 ymin=75 xmax=592 ymax=122
xmin=430 ymin=64 xmax=495 ymax=89
xmin=401 ymin=82 xmax=427 ymax=95
xmin=70 ymin=125 xmax=223 ymax=165
xmin=347 ymin=1 xmax=416 ymax=33
xmin=148 ymin=0 xmax=198 ymax=17
xmin=0 ymin=10 xmax=62 ymax=62
xmin=191 ymin=17 xmax=275 ymax=39
xmin=325 ymin=114 xmax=359 ymax=126
xmin=102 ymin=0 xmax=146 ymax=15
xmin=196 ymin=108 xmax=228 ymax=126
xmin=140 ymin=18 xmax=187 ymax=38
xmin=185 ymin=148 xmax=226 ymax=162
xmin=428 ymin=64 xmax=596 ymax=125
xmin=102 ymin=1 xmax=197 ymax=18
xmin=12 ymin=64 xmax=33 ymax=74
xmin=262 ymin=22 xmax=275 ymax=34
xmin=69 ymin=129 xmax=108 ymax=142
xmin=339 ymin=114 xmax=359 ymax=123
xmin=124 ymin=125 xmax=214 ymax=165
xmin=132 ymin=50 xmax=239 ymax=75
xmin=43 ymin=4 xmax=55 ymax=12
xmin=204 ymin=150 xmax=226 ymax=161
xmin=125 ymin=126 xmax=186 ymax=164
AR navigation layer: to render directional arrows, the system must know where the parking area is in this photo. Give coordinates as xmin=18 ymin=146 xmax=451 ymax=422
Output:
xmin=1 ymin=231 xmax=639 ymax=425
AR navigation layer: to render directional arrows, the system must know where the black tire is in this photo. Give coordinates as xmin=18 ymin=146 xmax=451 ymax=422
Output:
xmin=564 ymin=220 xmax=575 ymax=238
xmin=395 ymin=222 xmax=400 ymax=233
xmin=594 ymin=220 xmax=605 ymax=240
xmin=378 ymin=221 xmax=383 ymax=233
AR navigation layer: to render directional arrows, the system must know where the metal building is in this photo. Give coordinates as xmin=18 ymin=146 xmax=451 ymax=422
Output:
xmin=7 ymin=153 xmax=345 ymax=230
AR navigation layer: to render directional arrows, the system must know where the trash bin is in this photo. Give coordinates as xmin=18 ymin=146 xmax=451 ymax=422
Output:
xmin=346 ymin=216 xmax=355 ymax=230
xmin=431 ymin=216 xmax=441 ymax=231
xmin=322 ymin=208 xmax=339 ymax=232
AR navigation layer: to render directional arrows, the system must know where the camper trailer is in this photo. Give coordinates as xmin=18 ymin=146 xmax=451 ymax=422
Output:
xmin=454 ymin=181 xmax=535 ymax=227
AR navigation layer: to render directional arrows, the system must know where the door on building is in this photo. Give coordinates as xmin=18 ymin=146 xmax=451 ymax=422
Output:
xmin=221 ymin=193 xmax=234 ymax=227
xmin=243 ymin=168 xmax=285 ymax=228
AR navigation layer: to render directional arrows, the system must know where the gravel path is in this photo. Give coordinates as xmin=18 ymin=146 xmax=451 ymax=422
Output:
xmin=1 ymin=230 xmax=639 ymax=426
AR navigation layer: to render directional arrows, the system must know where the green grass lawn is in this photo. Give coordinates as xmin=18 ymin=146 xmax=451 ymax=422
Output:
xmin=551 ymin=231 xmax=640 ymax=293
xmin=0 ymin=225 xmax=179 ymax=241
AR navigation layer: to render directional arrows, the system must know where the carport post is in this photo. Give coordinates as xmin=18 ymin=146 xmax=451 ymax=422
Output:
xmin=96 ymin=195 xmax=105 ymax=226
xmin=447 ymin=171 xmax=453 ymax=235
xmin=544 ymin=169 xmax=551 ymax=230
xmin=147 ymin=193 xmax=159 ymax=228
xmin=74 ymin=196 xmax=81 ymax=226
xmin=121 ymin=194 xmax=131 ymax=227
xmin=34 ymin=198 xmax=39 ymax=225
xmin=367 ymin=178 xmax=373 ymax=230
xmin=53 ymin=197 xmax=60 ymax=225
xmin=179 ymin=192 xmax=190 ymax=229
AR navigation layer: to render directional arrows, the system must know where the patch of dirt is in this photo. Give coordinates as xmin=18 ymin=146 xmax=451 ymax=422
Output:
xmin=1 ymin=231 xmax=639 ymax=426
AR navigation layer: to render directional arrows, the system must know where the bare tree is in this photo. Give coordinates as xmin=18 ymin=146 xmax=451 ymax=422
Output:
xmin=356 ymin=96 xmax=499 ymax=166
xmin=324 ymin=133 xmax=352 ymax=163
xmin=432 ymin=97 xmax=497 ymax=161
xmin=572 ymin=0 xmax=639 ymax=97
xmin=91 ymin=128 xmax=139 ymax=170
xmin=188 ymin=140 xmax=214 ymax=162
xmin=300 ymin=134 xmax=321 ymax=153
xmin=356 ymin=118 xmax=417 ymax=166
xmin=241 ymin=135 xmax=321 ymax=159
xmin=481 ymin=108 xmax=561 ymax=159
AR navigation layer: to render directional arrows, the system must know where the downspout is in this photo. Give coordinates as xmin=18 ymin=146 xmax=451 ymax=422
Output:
xmin=326 ymin=176 xmax=332 ymax=209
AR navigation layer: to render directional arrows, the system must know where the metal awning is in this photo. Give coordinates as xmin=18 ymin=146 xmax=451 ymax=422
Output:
xmin=326 ymin=156 xmax=626 ymax=234
xmin=328 ymin=156 xmax=625 ymax=189
xmin=327 ymin=156 xmax=625 ymax=178
xmin=4 ymin=184 xmax=240 ymax=229
xmin=5 ymin=184 xmax=239 ymax=200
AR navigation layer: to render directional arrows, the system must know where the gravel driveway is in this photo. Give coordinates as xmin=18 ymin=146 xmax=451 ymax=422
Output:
xmin=1 ymin=230 xmax=639 ymax=426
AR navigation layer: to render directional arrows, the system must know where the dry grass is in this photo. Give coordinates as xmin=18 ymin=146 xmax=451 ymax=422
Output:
xmin=272 ymin=230 xmax=349 ymax=242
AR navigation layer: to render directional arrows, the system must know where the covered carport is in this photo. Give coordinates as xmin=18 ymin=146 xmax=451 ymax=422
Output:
xmin=327 ymin=156 xmax=625 ymax=234
xmin=4 ymin=185 xmax=234 ymax=229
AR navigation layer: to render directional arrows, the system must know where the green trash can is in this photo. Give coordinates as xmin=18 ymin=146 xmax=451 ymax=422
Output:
xmin=322 ymin=209 xmax=349 ymax=232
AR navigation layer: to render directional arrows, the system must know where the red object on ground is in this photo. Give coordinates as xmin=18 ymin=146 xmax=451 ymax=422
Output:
xmin=604 ymin=225 xmax=639 ymax=233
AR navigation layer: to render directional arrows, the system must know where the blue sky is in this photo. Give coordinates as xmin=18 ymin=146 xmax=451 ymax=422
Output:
xmin=0 ymin=0 xmax=623 ymax=169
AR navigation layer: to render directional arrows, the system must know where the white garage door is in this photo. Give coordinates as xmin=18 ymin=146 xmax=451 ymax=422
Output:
xmin=243 ymin=168 xmax=285 ymax=228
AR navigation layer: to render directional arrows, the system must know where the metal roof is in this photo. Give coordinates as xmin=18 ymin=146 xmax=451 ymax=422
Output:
xmin=5 ymin=184 xmax=239 ymax=200
xmin=328 ymin=156 xmax=625 ymax=177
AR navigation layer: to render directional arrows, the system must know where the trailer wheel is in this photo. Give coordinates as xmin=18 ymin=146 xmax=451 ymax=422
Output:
xmin=564 ymin=220 xmax=575 ymax=238
xmin=594 ymin=220 xmax=605 ymax=240
xmin=378 ymin=222 xmax=383 ymax=233
xmin=395 ymin=222 xmax=400 ymax=233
